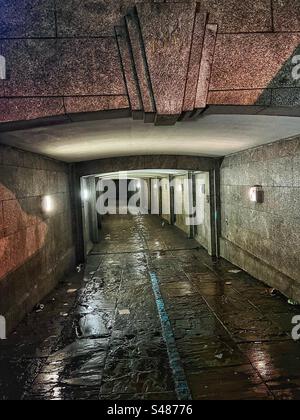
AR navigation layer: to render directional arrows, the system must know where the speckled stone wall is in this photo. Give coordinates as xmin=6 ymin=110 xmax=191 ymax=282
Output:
xmin=0 ymin=144 xmax=76 ymax=332
xmin=220 ymin=136 xmax=300 ymax=302
xmin=0 ymin=0 xmax=299 ymax=125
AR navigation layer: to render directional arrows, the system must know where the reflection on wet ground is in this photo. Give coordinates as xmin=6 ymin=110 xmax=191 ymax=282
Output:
xmin=1 ymin=215 xmax=300 ymax=400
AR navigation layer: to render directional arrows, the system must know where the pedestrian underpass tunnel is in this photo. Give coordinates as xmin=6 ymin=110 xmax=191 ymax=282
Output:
xmin=0 ymin=0 xmax=300 ymax=401
xmin=80 ymin=170 xmax=213 ymax=258
xmin=0 ymin=143 xmax=300 ymax=401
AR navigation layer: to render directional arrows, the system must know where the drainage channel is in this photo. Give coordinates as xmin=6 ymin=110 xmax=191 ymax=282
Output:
xmin=133 ymin=218 xmax=192 ymax=400
xmin=150 ymin=272 xmax=192 ymax=400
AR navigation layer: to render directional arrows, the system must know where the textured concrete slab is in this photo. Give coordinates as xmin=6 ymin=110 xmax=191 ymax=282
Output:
xmin=1 ymin=39 xmax=126 ymax=97
xmin=56 ymin=0 xmax=138 ymax=37
xmin=0 ymin=98 xmax=64 ymax=123
xmin=210 ymin=33 xmax=300 ymax=91
xmin=202 ymin=0 xmax=272 ymax=33
xmin=0 ymin=0 xmax=55 ymax=38
xmin=273 ymin=0 xmax=300 ymax=32
xmin=207 ymin=89 xmax=272 ymax=106
xmin=137 ymin=2 xmax=196 ymax=117
xmin=195 ymin=24 xmax=218 ymax=109
xmin=59 ymin=39 xmax=126 ymax=96
xmin=64 ymin=96 xmax=129 ymax=115
xmin=2 ymin=40 xmax=60 ymax=96
xmin=271 ymin=88 xmax=300 ymax=107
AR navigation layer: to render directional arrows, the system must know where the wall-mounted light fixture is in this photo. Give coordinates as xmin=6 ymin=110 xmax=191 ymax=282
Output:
xmin=41 ymin=195 xmax=54 ymax=213
xmin=249 ymin=185 xmax=264 ymax=204
xmin=81 ymin=189 xmax=89 ymax=201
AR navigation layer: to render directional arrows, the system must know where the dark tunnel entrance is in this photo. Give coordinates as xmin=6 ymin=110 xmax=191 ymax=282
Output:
xmin=79 ymin=169 xmax=215 ymax=259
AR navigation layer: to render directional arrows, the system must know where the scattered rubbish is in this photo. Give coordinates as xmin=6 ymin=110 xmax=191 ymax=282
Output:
xmin=60 ymin=313 xmax=69 ymax=317
xmin=288 ymin=299 xmax=299 ymax=306
xmin=35 ymin=304 xmax=45 ymax=313
xmin=67 ymin=289 xmax=78 ymax=294
xmin=225 ymin=282 xmax=232 ymax=286
xmin=118 ymin=309 xmax=131 ymax=316
xmin=215 ymin=353 xmax=224 ymax=360
xmin=228 ymin=269 xmax=242 ymax=274
xmin=269 ymin=288 xmax=278 ymax=297
xmin=76 ymin=264 xmax=84 ymax=273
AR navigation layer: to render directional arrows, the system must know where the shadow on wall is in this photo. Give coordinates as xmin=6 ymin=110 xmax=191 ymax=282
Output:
xmin=256 ymin=44 xmax=300 ymax=106
xmin=0 ymin=183 xmax=48 ymax=280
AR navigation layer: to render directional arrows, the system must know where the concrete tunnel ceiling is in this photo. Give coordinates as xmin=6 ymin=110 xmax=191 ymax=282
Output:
xmin=1 ymin=114 xmax=300 ymax=162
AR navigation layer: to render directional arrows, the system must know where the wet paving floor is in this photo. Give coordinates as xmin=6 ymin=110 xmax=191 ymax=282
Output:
xmin=1 ymin=215 xmax=300 ymax=400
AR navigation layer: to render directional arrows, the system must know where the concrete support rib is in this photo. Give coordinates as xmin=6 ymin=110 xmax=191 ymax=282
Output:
xmin=114 ymin=2 xmax=217 ymax=125
xmin=125 ymin=9 xmax=156 ymax=123
xmin=115 ymin=25 xmax=143 ymax=116
xmin=183 ymin=9 xmax=208 ymax=112
xmin=195 ymin=23 xmax=218 ymax=110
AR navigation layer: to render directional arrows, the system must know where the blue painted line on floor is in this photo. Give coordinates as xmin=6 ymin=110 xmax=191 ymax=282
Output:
xmin=150 ymin=272 xmax=192 ymax=401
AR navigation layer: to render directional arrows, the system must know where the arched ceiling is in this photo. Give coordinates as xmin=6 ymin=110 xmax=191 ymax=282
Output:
xmin=1 ymin=114 xmax=300 ymax=162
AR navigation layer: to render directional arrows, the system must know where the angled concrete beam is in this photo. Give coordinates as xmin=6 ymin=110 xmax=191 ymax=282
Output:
xmin=195 ymin=24 xmax=218 ymax=109
xmin=115 ymin=25 xmax=143 ymax=116
xmin=183 ymin=8 xmax=208 ymax=112
xmin=125 ymin=9 xmax=156 ymax=123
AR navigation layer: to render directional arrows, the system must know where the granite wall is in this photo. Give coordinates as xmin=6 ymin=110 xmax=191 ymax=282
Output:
xmin=220 ymin=136 xmax=300 ymax=302
xmin=1 ymin=0 xmax=299 ymax=125
xmin=0 ymin=145 xmax=75 ymax=332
